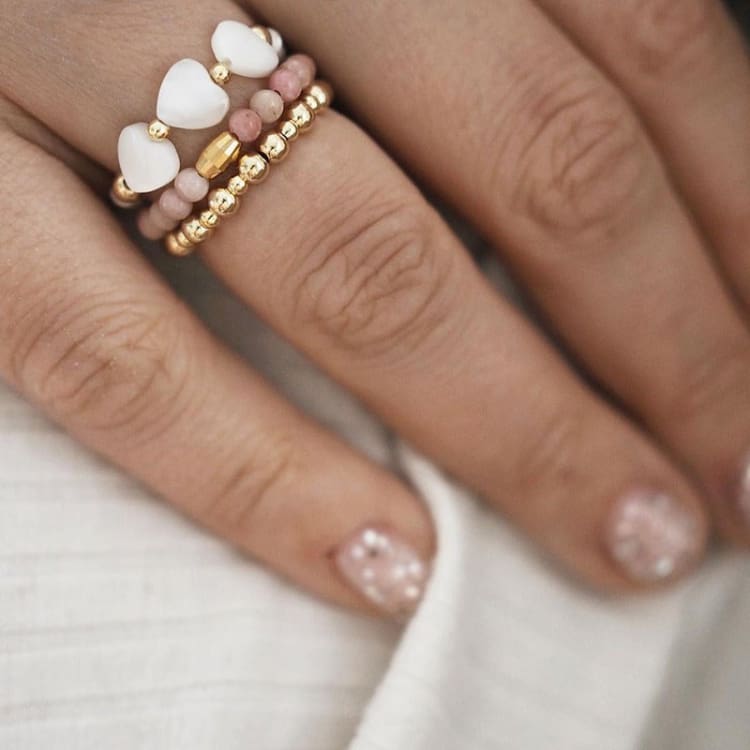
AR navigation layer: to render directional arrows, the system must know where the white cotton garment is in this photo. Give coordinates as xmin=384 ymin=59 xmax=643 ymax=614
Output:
xmin=1 ymin=248 xmax=749 ymax=750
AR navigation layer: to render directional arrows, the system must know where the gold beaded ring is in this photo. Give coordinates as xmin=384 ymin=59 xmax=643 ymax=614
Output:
xmin=165 ymin=80 xmax=333 ymax=257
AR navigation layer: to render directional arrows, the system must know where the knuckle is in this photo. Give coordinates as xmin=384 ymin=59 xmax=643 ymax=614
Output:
xmin=663 ymin=340 xmax=750 ymax=426
xmin=287 ymin=194 xmax=453 ymax=360
xmin=623 ymin=0 xmax=718 ymax=78
xmin=12 ymin=289 xmax=191 ymax=443
xmin=500 ymin=73 xmax=652 ymax=239
xmin=199 ymin=432 xmax=297 ymax=538
xmin=510 ymin=405 xmax=587 ymax=504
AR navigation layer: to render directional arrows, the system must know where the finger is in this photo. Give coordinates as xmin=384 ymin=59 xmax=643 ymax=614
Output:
xmin=0 ymin=119 xmax=434 ymax=619
xmin=202 ymin=114 xmax=709 ymax=590
xmin=1 ymin=2 xmax=711 ymax=589
xmin=534 ymin=0 xmax=750 ymax=301
xmin=247 ymin=0 xmax=750 ymax=541
xmin=530 ymin=0 xmax=750 ymax=536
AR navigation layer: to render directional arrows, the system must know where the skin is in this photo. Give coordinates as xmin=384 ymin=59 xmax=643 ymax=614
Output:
xmin=0 ymin=0 xmax=749 ymax=613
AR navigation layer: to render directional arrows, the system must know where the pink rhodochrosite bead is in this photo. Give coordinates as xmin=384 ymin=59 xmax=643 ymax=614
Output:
xmin=174 ymin=168 xmax=209 ymax=202
xmin=250 ymin=88 xmax=284 ymax=124
xmin=137 ymin=208 xmax=165 ymax=241
xmin=159 ymin=188 xmax=192 ymax=221
xmin=228 ymin=107 xmax=263 ymax=143
xmin=269 ymin=67 xmax=302 ymax=103
xmin=283 ymin=54 xmax=316 ymax=88
xmin=149 ymin=203 xmax=179 ymax=232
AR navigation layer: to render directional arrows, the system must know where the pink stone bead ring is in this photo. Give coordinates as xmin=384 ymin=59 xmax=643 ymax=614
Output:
xmin=163 ymin=78 xmax=333 ymax=256
xmin=133 ymin=53 xmax=320 ymax=243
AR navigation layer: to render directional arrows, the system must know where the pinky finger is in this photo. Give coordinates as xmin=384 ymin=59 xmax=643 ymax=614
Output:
xmin=0 ymin=119 xmax=433 ymax=619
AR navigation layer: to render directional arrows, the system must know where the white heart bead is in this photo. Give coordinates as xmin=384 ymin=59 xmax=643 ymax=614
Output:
xmin=156 ymin=58 xmax=230 ymax=130
xmin=118 ymin=123 xmax=180 ymax=193
xmin=211 ymin=20 xmax=279 ymax=77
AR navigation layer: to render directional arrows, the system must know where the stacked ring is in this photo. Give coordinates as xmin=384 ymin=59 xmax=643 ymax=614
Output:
xmin=110 ymin=19 xmax=285 ymax=202
xmin=134 ymin=53 xmax=320 ymax=241
xmin=164 ymin=81 xmax=333 ymax=257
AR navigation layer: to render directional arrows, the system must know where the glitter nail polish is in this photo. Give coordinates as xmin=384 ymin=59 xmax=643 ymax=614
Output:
xmin=606 ymin=491 xmax=701 ymax=583
xmin=333 ymin=526 xmax=430 ymax=619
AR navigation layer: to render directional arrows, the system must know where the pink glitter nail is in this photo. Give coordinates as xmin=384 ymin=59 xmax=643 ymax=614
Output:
xmin=333 ymin=526 xmax=429 ymax=619
xmin=606 ymin=491 xmax=702 ymax=583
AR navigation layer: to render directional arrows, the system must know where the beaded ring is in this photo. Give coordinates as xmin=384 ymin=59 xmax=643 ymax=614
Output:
xmin=164 ymin=80 xmax=333 ymax=257
xmin=135 ymin=52 xmax=319 ymax=241
xmin=110 ymin=20 xmax=284 ymax=202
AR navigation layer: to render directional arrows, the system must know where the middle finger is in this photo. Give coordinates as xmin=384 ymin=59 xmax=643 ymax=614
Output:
xmin=250 ymin=0 xmax=750 ymax=542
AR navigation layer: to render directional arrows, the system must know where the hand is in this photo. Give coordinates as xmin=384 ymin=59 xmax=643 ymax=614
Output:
xmin=1 ymin=0 xmax=749 ymax=618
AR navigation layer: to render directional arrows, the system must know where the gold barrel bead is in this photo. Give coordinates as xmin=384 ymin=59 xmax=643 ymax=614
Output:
xmin=286 ymin=101 xmax=314 ymax=132
xmin=227 ymin=174 xmax=249 ymax=196
xmin=165 ymin=232 xmax=193 ymax=257
xmin=199 ymin=209 xmax=221 ymax=229
xmin=208 ymin=187 xmax=239 ymax=216
xmin=278 ymin=118 xmax=299 ymax=142
xmin=258 ymin=131 xmax=289 ymax=163
xmin=148 ymin=119 xmax=170 ymax=141
xmin=209 ymin=61 xmax=232 ymax=86
xmin=238 ymin=152 xmax=270 ymax=184
xmin=250 ymin=25 xmax=272 ymax=44
xmin=182 ymin=217 xmax=212 ymax=244
xmin=305 ymin=81 xmax=334 ymax=111
xmin=196 ymin=131 xmax=241 ymax=179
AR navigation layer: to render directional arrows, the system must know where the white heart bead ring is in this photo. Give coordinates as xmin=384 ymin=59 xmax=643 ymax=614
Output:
xmin=111 ymin=20 xmax=283 ymax=201
xmin=132 ymin=50 xmax=324 ymax=243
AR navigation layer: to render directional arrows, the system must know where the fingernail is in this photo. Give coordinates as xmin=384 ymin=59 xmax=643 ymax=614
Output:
xmin=736 ymin=456 xmax=750 ymax=526
xmin=333 ymin=525 xmax=430 ymax=619
xmin=606 ymin=490 xmax=702 ymax=583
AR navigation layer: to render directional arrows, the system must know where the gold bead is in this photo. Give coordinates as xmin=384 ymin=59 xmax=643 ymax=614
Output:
xmin=258 ymin=131 xmax=289 ymax=163
xmin=208 ymin=188 xmax=239 ymax=216
xmin=182 ymin=217 xmax=212 ymax=244
xmin=175 ymin=230 xmax=194 ymax=249
xmin=196 ymin=131 xmax=241 ymax=179
xmin=286 ymin=101 xmax=314 ymax=132
xmin=250 ymin=25 xmax=272 ymax=44
xmin=302 ymin=93 xmax=321 ymax=114
xmin=110 ymin=174 xmax=140 ymax=205
xmin=199 ymin=209 xmax=221 ymax=229
xmin=148 ymin=119 xmax=170 ymax=141
xmin=209 ymin=61 xmax=232 ymax=86
xmin=227 ymin=174 xmax=249 ymax=196
xmin=165 ymin=232 xmax=193 ymax=257
xmin=238 ymin=152 xmax=270 ymax=183
xmin=278 ymin=118 xmax=299 ymax=142
xmin=305 ymin=81 xmax=334 ymax=111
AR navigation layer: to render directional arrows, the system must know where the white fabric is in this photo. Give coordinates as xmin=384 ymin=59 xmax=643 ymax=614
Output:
xmin=1 ymin=252 xmax=749 ymax=749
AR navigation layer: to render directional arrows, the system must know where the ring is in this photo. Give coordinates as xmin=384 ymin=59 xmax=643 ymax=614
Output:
xmin=109 ymin=19 xmax=332 ymax=257
xmin=164 ymin=80 xmax=333 ymax=257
